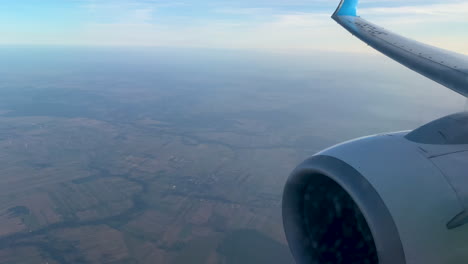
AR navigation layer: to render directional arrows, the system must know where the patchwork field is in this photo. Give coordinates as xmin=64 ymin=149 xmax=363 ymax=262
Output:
xmin=0 ymin=88 xmax=300 ymax=263
xmin=0 ymin=47 xmax=448 ymax=264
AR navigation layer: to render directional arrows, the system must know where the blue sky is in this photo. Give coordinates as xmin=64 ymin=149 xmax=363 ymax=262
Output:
xmin=2 ymin=0 xmax=468 ymax=53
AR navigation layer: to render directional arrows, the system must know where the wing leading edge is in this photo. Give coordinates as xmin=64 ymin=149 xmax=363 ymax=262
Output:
xmin=332 ymin=0 xmax=468 ymax=97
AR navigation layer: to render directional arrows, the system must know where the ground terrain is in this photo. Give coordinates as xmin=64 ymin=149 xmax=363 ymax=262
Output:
xmin=0 ymin=48 xmax=461 ymax=263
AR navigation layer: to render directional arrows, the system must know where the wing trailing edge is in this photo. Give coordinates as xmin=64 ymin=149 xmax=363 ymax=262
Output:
xmin=332 ymin=0 xmax=468 ymax=97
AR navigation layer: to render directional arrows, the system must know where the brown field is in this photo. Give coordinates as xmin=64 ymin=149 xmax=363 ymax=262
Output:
xmin=0 ymin=113 xmax=297 ymax=263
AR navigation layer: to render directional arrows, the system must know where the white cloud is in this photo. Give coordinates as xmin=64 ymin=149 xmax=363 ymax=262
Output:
xmin=361 ymin=2 xmax=468 ymax=18
xmin=2 ymin=0 xmax=468 ymax=54
xmin=268 ymin=13 xmax=329 ymax=28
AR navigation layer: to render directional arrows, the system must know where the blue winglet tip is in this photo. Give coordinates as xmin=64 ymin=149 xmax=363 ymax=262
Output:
xmin=334 ymin=0 xmax=359 ymax=17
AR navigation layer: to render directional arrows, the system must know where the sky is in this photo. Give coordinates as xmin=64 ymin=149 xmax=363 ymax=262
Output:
xmin=2 ymin=0 xmax=468 ymax=53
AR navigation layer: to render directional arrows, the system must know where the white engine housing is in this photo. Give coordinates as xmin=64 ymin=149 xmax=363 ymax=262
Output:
xmin=283 ymin=112 xmax=468 ymax=264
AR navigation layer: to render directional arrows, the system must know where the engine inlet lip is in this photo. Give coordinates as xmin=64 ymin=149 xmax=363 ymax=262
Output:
xmin=282 ymin=155 xmax=406 ymax=264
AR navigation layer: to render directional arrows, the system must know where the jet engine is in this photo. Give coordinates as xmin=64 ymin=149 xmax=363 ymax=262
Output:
xmin=283 ymin=112 xmax=468 ymax=264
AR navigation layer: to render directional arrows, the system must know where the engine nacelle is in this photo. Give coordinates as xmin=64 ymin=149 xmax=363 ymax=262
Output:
xmin=283 ymin=112 xmax=468 ymax=264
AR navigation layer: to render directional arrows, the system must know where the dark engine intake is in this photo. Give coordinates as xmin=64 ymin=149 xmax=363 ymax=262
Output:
xmin=282 ymin=156 xmax=402 ymax=264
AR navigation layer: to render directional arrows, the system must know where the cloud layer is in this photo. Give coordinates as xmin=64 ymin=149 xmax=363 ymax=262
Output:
xmin=1 ymin=0 xmax=468 ymax=53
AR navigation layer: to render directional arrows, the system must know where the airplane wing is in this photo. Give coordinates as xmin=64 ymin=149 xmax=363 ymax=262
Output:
xmin=332 ymin=0 xmax=468 ymax=97
xmin=282 ymin=1 xmax=468 ymax=264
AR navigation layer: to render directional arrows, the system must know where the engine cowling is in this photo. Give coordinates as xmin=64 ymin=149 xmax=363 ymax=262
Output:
xmin=282 ymin=112 xmax=468 ymax=264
